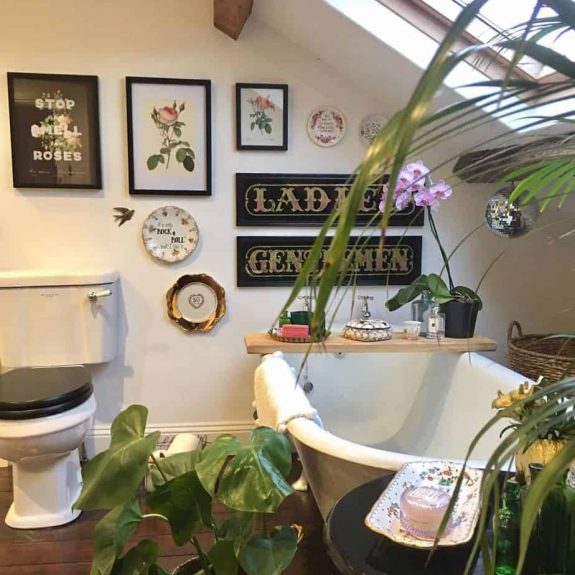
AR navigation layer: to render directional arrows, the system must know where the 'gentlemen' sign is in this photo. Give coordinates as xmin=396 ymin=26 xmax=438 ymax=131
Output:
xmin=236 ymin=236 xmax=422 ymax=287
xmin=236 ymin=173 xmax=424 ymax=227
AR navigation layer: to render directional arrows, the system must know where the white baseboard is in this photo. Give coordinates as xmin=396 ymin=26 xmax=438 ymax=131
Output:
xmin=85 ymin=420 xmax=255 ymax=458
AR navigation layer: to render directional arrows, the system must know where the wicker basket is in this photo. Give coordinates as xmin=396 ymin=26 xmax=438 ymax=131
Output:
xmin=507 ymin=321 xmax=575 ymax=384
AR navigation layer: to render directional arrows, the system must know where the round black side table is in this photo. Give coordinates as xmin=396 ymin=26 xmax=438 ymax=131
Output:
xmin=324 ymin=474 xmax=484 ymax=575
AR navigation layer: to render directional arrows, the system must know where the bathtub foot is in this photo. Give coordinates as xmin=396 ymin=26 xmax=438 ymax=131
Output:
xmin=291 ymin=471 xmax=308 ymax=492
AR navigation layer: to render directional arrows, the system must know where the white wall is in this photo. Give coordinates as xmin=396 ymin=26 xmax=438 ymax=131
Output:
xmin=0 ymin=0 xmax=572 ymax=447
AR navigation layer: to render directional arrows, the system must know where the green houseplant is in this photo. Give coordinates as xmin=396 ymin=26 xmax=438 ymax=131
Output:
xmin=381 ymin=159 xmax=483 ymax=337
xmin=276 ymin=0 xmax=575 ymax=572
xmin=74 ymin=405 xmax=299 ymax=575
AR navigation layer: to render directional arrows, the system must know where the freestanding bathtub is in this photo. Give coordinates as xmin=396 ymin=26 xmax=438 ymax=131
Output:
xmin=254 ymin=350 xmax=530 ymax=518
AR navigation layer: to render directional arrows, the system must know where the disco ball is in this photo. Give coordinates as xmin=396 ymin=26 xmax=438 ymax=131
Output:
xmin=485 ymin=186 xmax=539 ymax=238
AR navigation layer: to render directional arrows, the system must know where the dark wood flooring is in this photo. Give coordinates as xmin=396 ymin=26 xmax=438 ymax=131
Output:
xmin=0 ymin=462 xmax=334 ymax=574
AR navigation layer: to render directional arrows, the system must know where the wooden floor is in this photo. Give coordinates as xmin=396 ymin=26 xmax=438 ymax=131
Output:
xmin=0 ymin=463 xmax=335 ymax=574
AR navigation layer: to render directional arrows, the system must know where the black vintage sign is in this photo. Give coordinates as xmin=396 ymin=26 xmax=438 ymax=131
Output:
xmin=237 ymin=236 xmax=422 ymax=287
xmin=236 ymin=173 xmax=424 ymax=227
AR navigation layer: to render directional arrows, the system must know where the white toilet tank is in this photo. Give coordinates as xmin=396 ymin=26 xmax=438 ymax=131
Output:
xmin=0 ymin=270 xmax=119 ymax=368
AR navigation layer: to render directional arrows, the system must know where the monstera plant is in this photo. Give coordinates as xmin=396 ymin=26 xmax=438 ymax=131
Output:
xmin=74 ymin=406 xmax=298 ymax=575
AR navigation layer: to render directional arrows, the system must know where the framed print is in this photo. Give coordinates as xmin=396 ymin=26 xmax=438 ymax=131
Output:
xmin=126 ymin=77 xmax=212 ymax=196
xmin=7 ymin=72 xmax=101 ymax=189
xmin=236 ymin=83 xmax=288 ymax=151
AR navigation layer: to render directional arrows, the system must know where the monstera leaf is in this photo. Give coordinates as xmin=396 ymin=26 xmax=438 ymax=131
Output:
xmin=238 ymin=527 xmax=298 ymax=575
xmin=196 ymin=435 xmax=243 ymax=495
xmin=147 ymin=470 xmax=212 ymax=546
xmin=216 ymin=428 xmax=293 ymax=513
xmin=217 ymin=512 xmax=255 ymax=555
xmin=110 ymin=540 xmax=169 ymax=575
xmin=148 ymin=450 xmax=202 ymax=487
xmin=90 ymin=500 xmax=142 ymax=575
xmin=74 ymin=405 xmax=160 ymax=510
xmin=207 ymin=540 xmax=239 ymax=575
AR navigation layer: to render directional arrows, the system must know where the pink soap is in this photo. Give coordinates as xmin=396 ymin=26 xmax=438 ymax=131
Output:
xmin=399 ymin=486 xmax=453 ymax=540
xmin=281 ymin=324 xmax=310 ymax=337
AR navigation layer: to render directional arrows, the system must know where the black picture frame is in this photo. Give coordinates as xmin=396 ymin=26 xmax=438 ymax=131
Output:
xmin=236 ymin=83 xmax=288 ymax=151
xmin=126 ymin=77 xmax=212 ymax=196
xmin=237 ymin=235 xmax=422 ymax=287
xmin=235 ymin=173 xmax=424 ymax=227
xmin=7 ymin=72 xmax=102 ymax=189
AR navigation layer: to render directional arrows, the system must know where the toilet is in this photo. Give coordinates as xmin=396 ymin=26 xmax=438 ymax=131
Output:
xmin=0 ymin=270 xmax=118 ymax=529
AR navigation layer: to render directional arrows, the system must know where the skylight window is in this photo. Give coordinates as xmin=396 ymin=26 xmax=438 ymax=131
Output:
xmin=420 ymin=0 xmax=575 ymax=79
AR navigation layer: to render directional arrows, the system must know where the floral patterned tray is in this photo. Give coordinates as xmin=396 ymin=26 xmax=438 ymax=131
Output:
xmin=365 ymin=460 xmax=483 ymax=548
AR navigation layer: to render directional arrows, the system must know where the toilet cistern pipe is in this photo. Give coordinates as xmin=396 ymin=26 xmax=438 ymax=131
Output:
xmin=87 ymin=289 xmax=113 ymax=301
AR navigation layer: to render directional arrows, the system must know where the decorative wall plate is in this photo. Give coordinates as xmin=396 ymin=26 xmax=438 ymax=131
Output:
xmin=142 ymin=206 xmax=199 ymax=263
xmin=166 ymin=274 xmax=226 ymax=333
xmin=359 ymin=114 xmax=387 ymax=146
xmin=364 ymin=460 xmax=483 ymax=548
xmin=306 ymin=106 xmax=346 ymax=147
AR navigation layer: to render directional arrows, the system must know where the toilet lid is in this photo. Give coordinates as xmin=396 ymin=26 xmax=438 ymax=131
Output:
xmin=0 ymin=366 xmax=93 ymax=420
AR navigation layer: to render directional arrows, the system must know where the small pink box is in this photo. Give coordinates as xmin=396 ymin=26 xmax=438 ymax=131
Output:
xmin=281 ymin=324 xmax=310 ymax=338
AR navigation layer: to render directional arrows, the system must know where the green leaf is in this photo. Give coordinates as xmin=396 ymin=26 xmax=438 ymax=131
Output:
xmin=452 ymin=285 xmax=482 ymax=309
xmin=160 ymin=147 xmax=169 ymax=155
xmin=238 ymin=527 xmax=297 ymax=575
xmin=385 ymin=274 xmax=428 ymax=311
xmin=217 ymin=446 xmax=293 ymax=513
xmin=91 ymin=500 xmax=142 ymax=575
xmin=146 ymin=155 xmax=160 ymax=171
xmin=249 ymin=427 xmax=292 ymax=479
xmin=208 ymin=540 xmax=239 ymax=575
xmin=250 ymin=122 xmax=255 ymax=131
xmin=196 ymin=435 xmax=242 ymax=495
xmin=148 ymin=450 xmax=202 ymax=487
xmin=426 ymin=273 xmax=453 ymax=303
xmin=147 ymin=470 xmax=212 ymax=546
xmin=179 ymin=102 xmax=185 ymax=112
xmin=174 ymin=127 xmax=182 ymax=137
xmin=176 ymin=147 xmax=190 ymax=163
xmin=183 ymin=156 xmax=195 ymax=172
xmin=217 ymin=512 xmax=255 ymax=555
xmin=264 ymin=124 xmax=272 ymax=134
xmin=157 ymin=155 xmax=165 ymax=164
xmin=74 ymin=406 xmax=160 ymax=511
xmin=111 ymin=540 xmax=161 ymax=575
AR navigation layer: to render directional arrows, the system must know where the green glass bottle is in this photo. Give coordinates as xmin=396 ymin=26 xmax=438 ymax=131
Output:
xmin=495 ymin=479 xmax=521 ymax=575
xmin=535 ymin=462 xmax=568 ymax=575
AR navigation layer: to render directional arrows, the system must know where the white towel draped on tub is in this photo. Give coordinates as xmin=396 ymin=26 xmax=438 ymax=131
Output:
xmin=254 ymin=352 xmax=323 ymax=433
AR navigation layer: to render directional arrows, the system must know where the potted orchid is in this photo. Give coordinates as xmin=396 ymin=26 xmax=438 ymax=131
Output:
xmin=384 ymin=161 xmax=483 ymax=338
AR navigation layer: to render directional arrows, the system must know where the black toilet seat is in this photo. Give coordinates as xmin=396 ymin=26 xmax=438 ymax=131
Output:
xmin=0 ymin=366 xmax=93 ymax=420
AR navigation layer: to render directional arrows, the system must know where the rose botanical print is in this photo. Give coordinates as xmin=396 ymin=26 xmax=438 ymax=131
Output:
xmin=126 ymin=77 xmax=211 ymax=196
xmin=147 ymin=101 xmax=195 ymax=173
xmin=236 ymin=83 xmax=288 ymax=151
xmin=248 ymin=94 xmax=276 ymax=135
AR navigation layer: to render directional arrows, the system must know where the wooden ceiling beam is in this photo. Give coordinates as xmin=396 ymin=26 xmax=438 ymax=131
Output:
xmin=214 ymin=0 xmax=254 ymax=40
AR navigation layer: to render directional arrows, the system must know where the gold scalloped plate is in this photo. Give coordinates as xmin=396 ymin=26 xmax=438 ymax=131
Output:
xmin=167 ymin=274 xmax=226 ymax=333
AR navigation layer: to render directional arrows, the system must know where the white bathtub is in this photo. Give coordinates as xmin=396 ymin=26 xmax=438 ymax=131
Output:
xmin=254 ymin=351 xmax=529 ymax=518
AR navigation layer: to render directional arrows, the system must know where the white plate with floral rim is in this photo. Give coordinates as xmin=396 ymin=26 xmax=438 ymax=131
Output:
xmin=364 ymin=460 xmax=483 ymax=549
xmin=306 ymin=106 xmax=346 ymax=147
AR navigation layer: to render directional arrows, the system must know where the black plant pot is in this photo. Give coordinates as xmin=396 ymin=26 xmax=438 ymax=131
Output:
xmin=172 ymin=558 xmax=202 ymax=575
xmin=439 ymin=300 xmax=480 ymax=338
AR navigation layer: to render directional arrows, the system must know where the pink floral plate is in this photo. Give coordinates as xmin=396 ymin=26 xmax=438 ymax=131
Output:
xmin=307 ymin=106 xmax=346 ymax=147
xmin=364 ymin=460 xmax=483 ymax=548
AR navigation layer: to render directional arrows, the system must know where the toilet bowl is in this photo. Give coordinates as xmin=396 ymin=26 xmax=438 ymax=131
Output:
xmin=0 ymin=365 xmax=96 ymax=529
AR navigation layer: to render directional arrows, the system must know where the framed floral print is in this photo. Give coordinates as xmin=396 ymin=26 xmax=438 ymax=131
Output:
xmin=7 ymin=72 xmax=102 ymax=189
xmin=126 ymin=77 xmax=212 ymax=196
xmin=236 ymin=83 xmax=288 ymax=151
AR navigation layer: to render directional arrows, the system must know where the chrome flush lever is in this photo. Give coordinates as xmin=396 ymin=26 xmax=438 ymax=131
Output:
xmin=87 ymin=289 xmax=113 ymax=301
